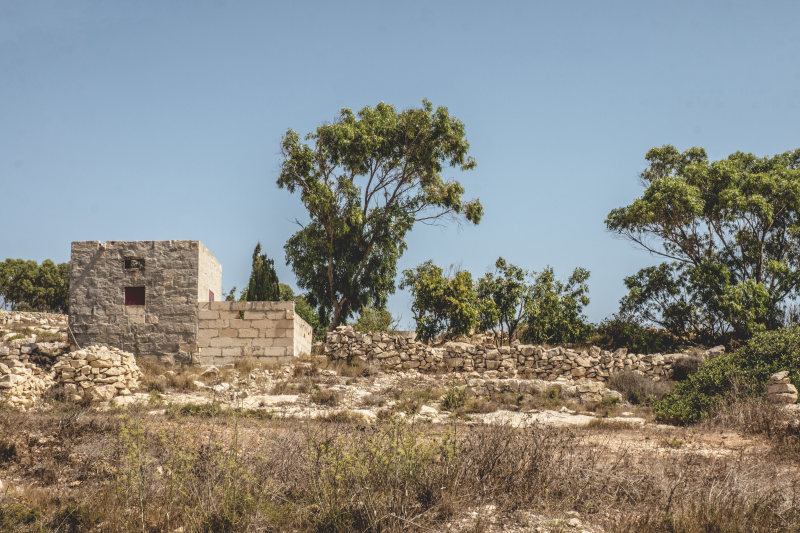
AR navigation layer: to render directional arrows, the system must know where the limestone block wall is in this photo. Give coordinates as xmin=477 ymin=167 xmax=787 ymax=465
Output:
xmin=326 ymin=326 xmax=724 ymax=382
xmin=195 ymin=301 xmax=311 ymax=365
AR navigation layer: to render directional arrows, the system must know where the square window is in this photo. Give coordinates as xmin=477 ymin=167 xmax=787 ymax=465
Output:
xmin=125 ymin=287 xmax=145 ymax=306
xmin=124 ymin=257 xmax=145 ymax=270
xmin=209 ymin=290 xmax=215 ymax=302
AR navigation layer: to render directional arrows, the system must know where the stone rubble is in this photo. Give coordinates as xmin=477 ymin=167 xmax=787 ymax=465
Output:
xmin=51 ymin=345 xmax=142 ymax=402
xmin=765 ymin=371 xmax=799 ymax=404
xmin=0 ymin=358 xmax=54 ymax=409
xmin=1 ymin=310 xmax=142 ymax=408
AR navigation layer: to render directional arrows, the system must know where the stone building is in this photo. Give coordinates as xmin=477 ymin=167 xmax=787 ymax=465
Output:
xmin=69 ymin=241 xmax=311 ymax=364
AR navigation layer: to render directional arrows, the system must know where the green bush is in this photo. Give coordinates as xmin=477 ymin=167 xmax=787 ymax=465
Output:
xmin=655 ymin=326 xmax=800 ymax=424
xmin=352 ymin=305 xmax=397 ymax=333
xmin=440 ymin=386 xmax=466 ymax=411
xmin=593 ymin=316 xmax=680 ymax=354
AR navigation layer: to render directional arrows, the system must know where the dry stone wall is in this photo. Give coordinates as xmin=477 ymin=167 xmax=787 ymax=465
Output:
xmin=1 ymin=310 xmax=142 ymax=408
xmin=326 ymin=326 xmax=724 ymax=382
xmin=195 ymin=301 xmax=312 ymax=365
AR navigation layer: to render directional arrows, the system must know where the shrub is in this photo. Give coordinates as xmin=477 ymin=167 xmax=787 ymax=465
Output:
xmin=607 ymin=371 xmax=671 ymax=405
xmin=440 ymin=386 xmax=466 ymax=411
xmin=310 ymin=387 xmax=340 ymax=406
xmin=352 ymin=305 xmax=397 ymax=333
xmin=671 ymin=355 xmax=703 ymax=381
xmin=593 ymin=316 xmax=681 ymax=353
xmin=655 ymin=326 xmax=800 ymax=424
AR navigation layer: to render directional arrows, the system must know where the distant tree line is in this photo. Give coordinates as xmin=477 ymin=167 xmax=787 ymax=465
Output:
xmin=400 ymin=258 xmax=591 ymax=345
xmin=0 ymin=258 xmax=69 ymax=313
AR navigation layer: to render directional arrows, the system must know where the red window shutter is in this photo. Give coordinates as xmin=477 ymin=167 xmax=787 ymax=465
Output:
xmin=125 ymin=287 xmax=145 ymax=306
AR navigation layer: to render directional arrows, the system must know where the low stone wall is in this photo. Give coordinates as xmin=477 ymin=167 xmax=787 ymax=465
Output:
xmin=0 ymin=359 xmax=53 ymax=409
xmin=325 ymin=326 xmax=723 ymax=382
xmin=195 ymin=301 xmax=312 ymax=365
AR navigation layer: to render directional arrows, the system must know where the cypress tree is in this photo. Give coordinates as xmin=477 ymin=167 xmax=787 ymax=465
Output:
xmin=245 ymin=243 xmax=280 ymax=301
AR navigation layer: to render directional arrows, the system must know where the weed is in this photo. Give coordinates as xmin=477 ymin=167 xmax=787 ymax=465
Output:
xmin=359 ymin=393 xmax=386 ymax=408
xmin=35 ymin=330 xmax=66 ymax=342
xmin=310 ymin=387 xmax=341 ymax=406
xmin=440 ymin=386 xmax=466 ymax=411
xmin=660 ymin=438 xmax=683 ymax=449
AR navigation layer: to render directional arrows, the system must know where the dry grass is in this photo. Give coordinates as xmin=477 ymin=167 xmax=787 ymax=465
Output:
xmin=0 ymin=394 xmax=799 ymax=532
xmin=138 ymin=358 xmax=200 ymax=393
xmin=608 ymin=370 xmax=672 ymax=405
xmin=704 ymin=395 xmax=800 ymax=455
xmin=309 ymin=387 xmax=341 ymax=406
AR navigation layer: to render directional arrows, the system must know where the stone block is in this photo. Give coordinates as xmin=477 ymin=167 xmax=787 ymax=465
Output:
xmin=197 ymin=329 xmax=218 ymax=343
xmin=249 ymin=337 xmax=274 ymax=348
xmin=218 ymin=310 xmax=242 ymax=320
xmin=273 ymin=337 xmax=293 ymax=348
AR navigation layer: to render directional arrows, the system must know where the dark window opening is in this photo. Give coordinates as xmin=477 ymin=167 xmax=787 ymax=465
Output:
xmin=209 ymin=290 xmax=215 ymax=302
xmin=124 ymin=257 xmax=145 ymax=270
xmin=125 ymin=286 xmax=145 ymax=306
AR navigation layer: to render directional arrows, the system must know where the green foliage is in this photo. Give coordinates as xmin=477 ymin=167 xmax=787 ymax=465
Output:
xmin=402 ymin=259 xmax=592 ymax=345
xmin=224 ymin=286 xmax=238 ymax=302
xmin=440 ymin=386 xmax=466 ymax=411
xmin=655 ymin=326 xmax=800 ymax=424
xmin=521 ymin=266 xmax=592 ymax=344
xmin=476 ymin=257 xmax=528 ymax=342
xmin=400 ymin=261 xmax=478 ymax=342
xmin=593 ymin=315 xmax=681 ymax=353
xmin=352 ymin=304 xmax=397 ymax=333
xmin=242 ymin=242 xmax=280 ymax=302
xmin=277 ymin=100 xmax=482 ymax=329
xmin=0 ymin=258 xmax=69 ymax=312
xmin=607 ymin=146 xmax=800 ymax=344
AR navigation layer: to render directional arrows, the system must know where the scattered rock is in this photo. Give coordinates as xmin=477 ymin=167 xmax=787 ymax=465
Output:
xmin=200 ymin=366 xmax=219 ymax=378
xmin=766 ymin=371 xmax=798 ymax=404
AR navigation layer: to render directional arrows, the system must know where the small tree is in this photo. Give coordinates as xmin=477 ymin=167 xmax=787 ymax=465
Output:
xmin=400 ymin=261 xmax=478 ymax=343
xmin=243 ymin=243 xmax=280 ymax=302
xmin=521 ymin=267 xmax=591 ymax=344
xmin=477 ymin=257 xmax=529 ymax=343
xmin=352 ymin=304 xmax=397 ymax=333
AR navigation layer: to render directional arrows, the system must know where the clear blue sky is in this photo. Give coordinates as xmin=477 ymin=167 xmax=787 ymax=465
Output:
xmin=2 ymin=1 xmax=799 ymax=328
